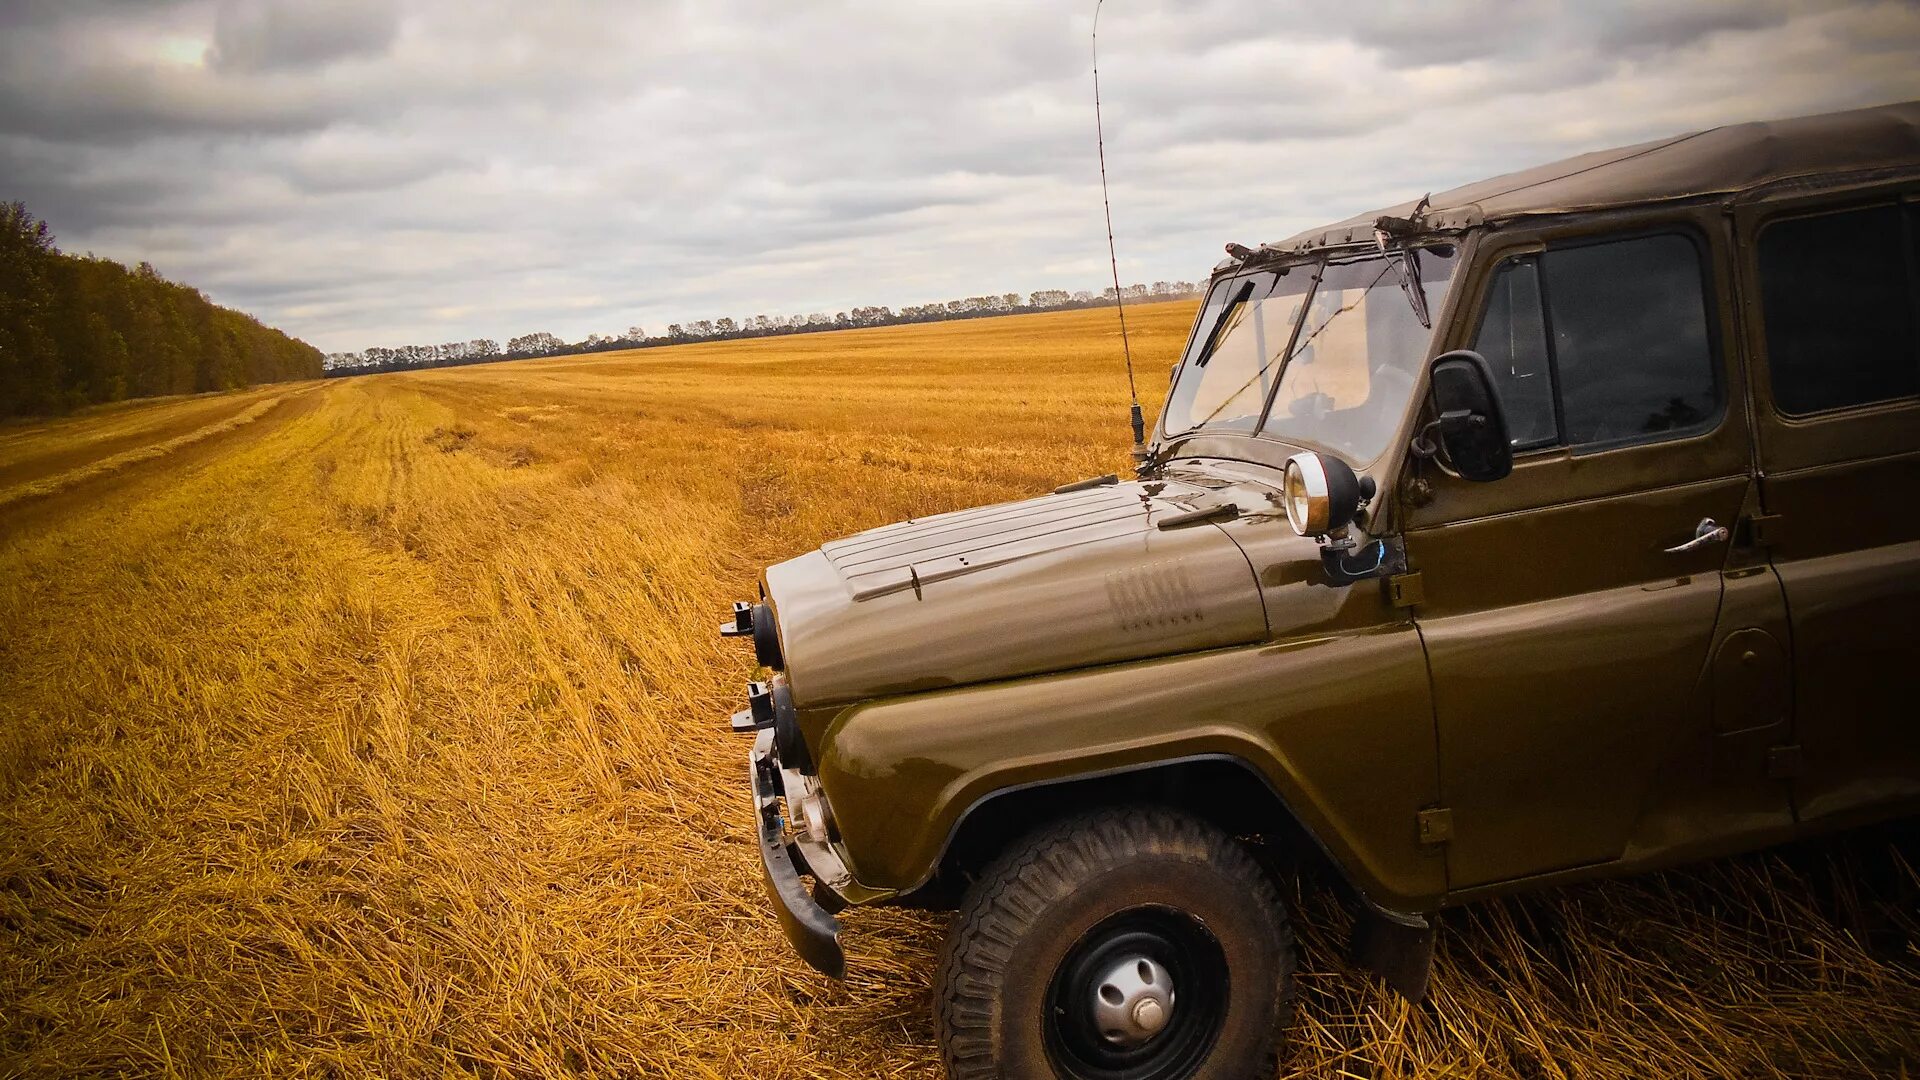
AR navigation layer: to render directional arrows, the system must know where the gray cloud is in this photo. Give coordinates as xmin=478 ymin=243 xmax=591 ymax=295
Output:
xmin=1 ymin=0 xmax=1916 ymax=352
xmin=0 ymin=60 xmax=347 ymax=141
xmin=207 ymin=0 xmax=399 ymax=72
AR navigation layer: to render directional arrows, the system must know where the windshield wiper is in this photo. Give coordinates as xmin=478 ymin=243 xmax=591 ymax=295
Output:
xmin=1373 ymin=202 xmax=1435 ymax=329
xmin=1373 ymin=228 xmax=1430 ymax=330
xmin=1191 ymin=279 xmax=1256 ymax=369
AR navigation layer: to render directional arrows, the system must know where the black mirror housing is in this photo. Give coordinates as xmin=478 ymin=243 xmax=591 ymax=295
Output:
xmin=1428 ymin=350 xmax=1513 ymax=482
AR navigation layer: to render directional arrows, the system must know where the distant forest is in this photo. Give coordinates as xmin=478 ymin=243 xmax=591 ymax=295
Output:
xmin=323 ymin=282 xmax=1203 ymax=377
xmin=0 ymin=202 xmax=324 ymax=419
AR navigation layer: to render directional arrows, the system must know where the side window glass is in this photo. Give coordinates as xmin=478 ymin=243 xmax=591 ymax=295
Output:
xmin=1472 ymin=259 xmax=1557 ymax=449
xmin=1543 ymin=234 xmax=1718 ymax=447
xmin=1757 ymin=203 xmax=1919 ymax=415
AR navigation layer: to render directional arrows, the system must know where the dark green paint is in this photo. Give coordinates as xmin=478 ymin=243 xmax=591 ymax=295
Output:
xmin=744 ymin=104 xmax=1920 ymax=928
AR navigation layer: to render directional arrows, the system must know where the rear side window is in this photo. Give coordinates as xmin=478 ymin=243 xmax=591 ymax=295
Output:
xmin=1757 ymin=202 xmax=1920 ymax=415
xmin=1473 ymin=232 xmax=1719 ymax=451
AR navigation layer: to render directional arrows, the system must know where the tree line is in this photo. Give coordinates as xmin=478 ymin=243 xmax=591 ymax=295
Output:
xmin=323 ymin=281 xmax=1202 ymax=377
xmin=0 ymin=202 xmax=324 ymax=419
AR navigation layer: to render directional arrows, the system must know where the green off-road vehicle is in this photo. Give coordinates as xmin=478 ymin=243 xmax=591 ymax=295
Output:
xmin=722 ymin=101 xmax=1920 ymax=1079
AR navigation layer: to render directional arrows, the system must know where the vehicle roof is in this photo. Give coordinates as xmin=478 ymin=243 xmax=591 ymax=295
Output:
xmin=1263 ymin=99 xmax=1920 ymax=254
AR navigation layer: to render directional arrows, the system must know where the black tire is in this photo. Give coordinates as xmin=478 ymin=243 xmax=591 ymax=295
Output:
xmin=936 ymin=806 xmax=1295 ymax=1080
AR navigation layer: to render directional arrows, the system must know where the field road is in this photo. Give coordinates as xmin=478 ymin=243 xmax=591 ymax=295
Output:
xmin=2 ymin=301 xmax=1916 ymax=1078
xmin=0 ymin=384 xmax=299 ymax=492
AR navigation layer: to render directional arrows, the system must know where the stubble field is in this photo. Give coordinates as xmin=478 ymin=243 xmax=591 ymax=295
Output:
xmin=2 ymin=301 xmax=1917 ymax=1079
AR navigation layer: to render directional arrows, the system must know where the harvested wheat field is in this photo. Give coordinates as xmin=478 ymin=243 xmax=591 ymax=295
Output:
xmin=2 ymin=300 xmax=1916 ymax=1079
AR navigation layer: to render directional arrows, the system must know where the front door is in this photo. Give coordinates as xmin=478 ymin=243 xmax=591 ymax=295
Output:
xmin=1737 ymin=185 xmax=1920 ymax=825
xmin=1401 ymin=216 xmax=1786 ymax=891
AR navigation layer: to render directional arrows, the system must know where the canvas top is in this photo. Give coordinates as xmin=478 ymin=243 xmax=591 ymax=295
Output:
xmin=1263 ymin=99 xmax=1920 ymax=254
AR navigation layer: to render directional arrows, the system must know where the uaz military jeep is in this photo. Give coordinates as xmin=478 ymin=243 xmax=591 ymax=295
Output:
xmin=723 ymin=101 xmax=1920 ymax=1080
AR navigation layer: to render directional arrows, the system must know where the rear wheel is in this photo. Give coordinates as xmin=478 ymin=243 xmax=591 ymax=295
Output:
xmin=936 ymin=807 xmax=1295 ymax=1080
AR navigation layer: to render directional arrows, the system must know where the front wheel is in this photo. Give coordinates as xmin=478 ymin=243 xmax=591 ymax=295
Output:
xmin=935 ymin=807 xmax=1295 ymax=1080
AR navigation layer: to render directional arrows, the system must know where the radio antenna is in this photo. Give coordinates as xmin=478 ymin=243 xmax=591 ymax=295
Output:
xmin=1093 ymin=0 xmax=1148 ymax=465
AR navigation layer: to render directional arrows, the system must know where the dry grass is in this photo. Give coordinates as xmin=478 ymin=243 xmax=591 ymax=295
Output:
xmin=1 ymin=301 xmax=1915 ymax=1079
xmin=0 ymin=393 xmax=305 ymax=511
xmin=0 ymin=385 xmax=293 ymax=494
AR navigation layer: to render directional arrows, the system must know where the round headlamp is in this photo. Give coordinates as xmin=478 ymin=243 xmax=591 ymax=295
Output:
xmin=1282 ymin=451 xmax=1364 ymax=538
xmin=770 ymin=677 xmax=809 ymax=770
xmin=750 ymin=602 xmax=783 ymax=669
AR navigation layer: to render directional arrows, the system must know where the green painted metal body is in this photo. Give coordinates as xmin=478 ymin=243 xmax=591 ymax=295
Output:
xmin=809 ymin=554 xmax=1445 ymax=908
xmin=749 ymin=102 xmax=1920 ymax=924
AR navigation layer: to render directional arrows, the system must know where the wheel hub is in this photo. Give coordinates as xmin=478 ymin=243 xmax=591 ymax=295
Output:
xmin=1091 ymin=955 xmax=1175 ymax=1046
xmin=1042 ymin=907 xmax=1229 ymax=1080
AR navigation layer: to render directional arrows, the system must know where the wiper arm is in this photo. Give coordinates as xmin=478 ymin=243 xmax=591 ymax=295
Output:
xmin=1373 ymin=198 xmax=1434 ymax=329
xmin=1191 ymin=280 xmax=1255 ymax=369
xmin=1373 ymin=227 xmax=1430 ymax=330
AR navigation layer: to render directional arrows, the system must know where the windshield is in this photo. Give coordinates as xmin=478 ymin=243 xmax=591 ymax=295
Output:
xmin=1158 ymin=267 xmax=1313 ymax=435
xmin=1161 ymin=246 xmax=1457 ymax=467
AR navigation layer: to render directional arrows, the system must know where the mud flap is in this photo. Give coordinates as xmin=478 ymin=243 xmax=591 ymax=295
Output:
xmin=1349 ymin=907 xmax=1436 ymax=1002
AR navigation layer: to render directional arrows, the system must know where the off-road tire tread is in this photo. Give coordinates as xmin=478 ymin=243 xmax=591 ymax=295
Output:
xmin=935 ymin=806 xmax=1295 ymax=1080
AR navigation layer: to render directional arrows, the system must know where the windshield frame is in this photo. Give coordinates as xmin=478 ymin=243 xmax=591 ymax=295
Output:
xmin=1156 ymin=242 xmax=1459 ymax=470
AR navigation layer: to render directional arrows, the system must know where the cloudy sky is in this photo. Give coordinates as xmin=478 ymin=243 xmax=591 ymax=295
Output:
xmin=3 ymin=1 xmax=1918 ymax=353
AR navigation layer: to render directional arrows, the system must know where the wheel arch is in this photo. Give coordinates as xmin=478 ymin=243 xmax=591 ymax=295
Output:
xmin=906 ymin=753 xmax=1440 ymax=1002
xmin=906 ymin=754 xmax=1356 ymax=908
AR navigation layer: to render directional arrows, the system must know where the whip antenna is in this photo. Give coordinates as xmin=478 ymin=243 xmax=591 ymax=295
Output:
xmin=1093 ymin=0 xmax=1148 ymax=465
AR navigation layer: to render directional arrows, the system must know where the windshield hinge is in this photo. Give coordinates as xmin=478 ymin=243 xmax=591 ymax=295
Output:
xmin=1387 ymin=571 xmax=1424 ymax=609
xmin=1416 ymin=806 xmax=1453 ymax=845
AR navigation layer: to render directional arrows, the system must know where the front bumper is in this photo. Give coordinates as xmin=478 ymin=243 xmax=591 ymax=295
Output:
xmin=748 ymin=730 xmax=846 ymax=978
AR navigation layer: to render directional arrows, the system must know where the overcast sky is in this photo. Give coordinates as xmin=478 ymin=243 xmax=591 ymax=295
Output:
xmin=3 ymin=1 xmax=1918 ymax=353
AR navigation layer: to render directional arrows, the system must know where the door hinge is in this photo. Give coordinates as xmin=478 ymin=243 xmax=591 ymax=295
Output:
xmin=1741 ymin=513 xmax=1784 ymax=548
xmin=1416 ymin=806 xmax=1453 ymax=845
xmin=1388 ymin=572 xmax=1425 ymax=609
xmin=1767 ymin=744 xmax=1804 ymax=779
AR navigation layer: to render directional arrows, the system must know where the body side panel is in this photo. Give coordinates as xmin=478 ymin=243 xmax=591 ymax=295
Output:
xmin=1402 ymin=203 xmax=1768 ymax=890
xmin=1733 ymin=177 xmax=1920 ymax=825
xmin=814 ymin=624 xmax=1447 ymax=910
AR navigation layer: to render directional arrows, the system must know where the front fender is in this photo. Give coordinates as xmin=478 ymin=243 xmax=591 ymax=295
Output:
xmin=814 ymin=625 xmax=1447 ymax=911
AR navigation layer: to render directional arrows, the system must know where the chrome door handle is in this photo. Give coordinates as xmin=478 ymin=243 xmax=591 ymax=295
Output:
xmin=1665 ymin=518 xmax=1729 ymax=554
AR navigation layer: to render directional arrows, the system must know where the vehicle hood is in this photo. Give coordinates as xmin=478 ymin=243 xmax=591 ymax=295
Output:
xmin=763 ymin=479 xmax=1271 ymax=707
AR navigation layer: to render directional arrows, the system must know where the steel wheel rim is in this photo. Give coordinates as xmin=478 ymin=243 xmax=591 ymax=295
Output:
xmin=1043 ymin=905 xmax=1229 ymax=1080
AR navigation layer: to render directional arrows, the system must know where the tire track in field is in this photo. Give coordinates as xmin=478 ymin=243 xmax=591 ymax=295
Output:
xmin=0 ymin=388 xmax=292 ymax=491
xmin=0 ymin=389 xmax=321 ymax=543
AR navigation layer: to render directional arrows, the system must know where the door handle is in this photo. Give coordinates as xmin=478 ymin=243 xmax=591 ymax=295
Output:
xmin=1665 ymin=518 xmax=1730 ymax=554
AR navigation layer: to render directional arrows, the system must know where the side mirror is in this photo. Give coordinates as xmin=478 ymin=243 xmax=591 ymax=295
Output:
xmin=1428 ymin=350 xmax=1512 ymax=482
